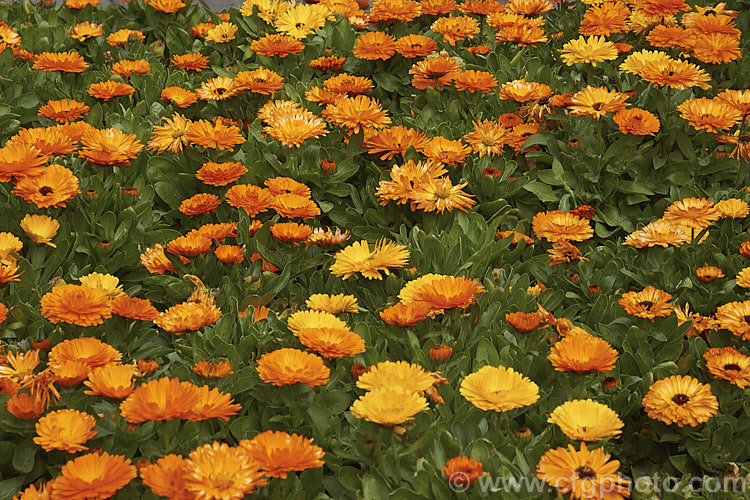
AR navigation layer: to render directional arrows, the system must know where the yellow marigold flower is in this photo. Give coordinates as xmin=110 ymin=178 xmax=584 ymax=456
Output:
xmin=356 ymin=360 xmax=435 ymax=392
xmin=642 ymin=375 xmax=718 ymax=427
xmin=460 ymin=365 xmax=539 ymax=412
xmin=350 ymin=387 xmax=429 ymax=426
xmin=548 ymin=399 xmax=624 ymax=441
xmin=305 ymin=293 xmax=358 ymax=314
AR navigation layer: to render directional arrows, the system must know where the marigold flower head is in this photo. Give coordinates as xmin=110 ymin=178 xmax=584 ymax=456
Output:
xmin=240 ymin=430 xmax=325 ymax=479
xmin=257 ymin=348 xmax=330 ymax=387
xmin=34 ymin=409 xmax=97 ymax=452
xmin=443 ymin=456 xmax=486 ymax=489
xmin=460 ymin=365 xmax=539 ymax=412
xmin=532 ymin=210 xmax=594 ymax=242
xmin=87 ymin=81 xmax=135 ymax=101
xmin=548 ymin=399 xmax=624 ymax=441
xmin=642 ymin=375 xmax=718 ymax=427
xmin=194 ymin=360 xmax=233 ymax=378
xmin=38 ymin=99 xmax=90 ymax=123
xmin=677 ymin=98 xmax=741 ymax=133
xmin=703 ymin=347 xmax=750 ymax=388
xmin=52 ymin=451 xmax=136 ymax=499
xmin=155 ymin=302 xmax=222 ymax=334
xmin=40 ymin=284 xmax=112 ymax=327
xmin=83 ymin=363 xmax=137 ymax=399
xmin=184 ymin=442 xmax=267 ymax=499
xmin=350 ymin=387 xmax=429 ymax=426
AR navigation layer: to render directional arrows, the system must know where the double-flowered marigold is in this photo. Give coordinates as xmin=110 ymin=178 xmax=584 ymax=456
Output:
xmin=460 ymin=365 xmax=539 ymax=412
xmin=560 ymin=36 xmax=618 ymax=66
xmin=34 ymin=409 xmax=97 ymax=452
xmin=350 ymin=387 xmax=429 ymax=426
xmin=257 ymin=348 xmax=330 ymax=387
xmin=139 ymin=454 xmax=193 ymax=499
xmin=642 ymin=375 xmax=718 ymax=427
xmin=443 ymin=456 xmax=486 ymax=489
xmin=536 ymin=443 xmax=631 ymax=500
xmin=38 ymin=99 xmax=90 ymax=122
xmin=40 ymin=284 xmax=112 ymax=327
xmin=79 ymin=127 xmax=143 ymax=166
xmin=548 ymin=399 xmax=624 ymax=441
xmin=87 ymin=81 xmax=135 ymax=100
xmin=305 ymin=293 xmax=358 ymax=314
xmin=49 ymin=337 xmax=122 ymax=369
xmin=703 ymin=347 xmax=750 ymax=388
xmin=240 ymin=430 xmax=325 ymax=478
xmin=83 ymin=363 xmax=137 ymax=399
xmin=185 ymin=442 xmax=267 ymax=499
xmin=0 ymin=143 xmax=48 ymax=182
xmin=155 ymin=302 xmax=222 ymax=334
xmin=330 ymin=239 xmax=409 ymax=280
xmin=356 ymin=361 xmax=435 ymax=392
xmin=51 ymin=451 xmax=136 ymax=499
xmin=119 ymin=377 xmax=239 ymax=423
xmin=548 ymin=330 xmax=619 ymax=373
xmin=406 ymin=275 xmax=484 ymax=311
xmin=33 ymin=51 xmax=88 ymax=72
xmin=715 ymin=300 xmax=750 ymax=340
xmin=532 ymin=210 xmax=594 ymax=242
xmin=186 ymin=119 xmax=245 ymax=150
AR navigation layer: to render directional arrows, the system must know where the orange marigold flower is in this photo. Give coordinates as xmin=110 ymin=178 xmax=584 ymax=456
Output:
xmin=409 ymin=275 xmax=484 ymax=310
xmin=40 ymin=284 xmax=112 ymax=327
xmin=662 ymin=197 xmax=719 ymax=229
xmin=618 ymin=286 xmax=673 ymax=321
xmin=495 ymin=21 xmax=548 ymax=47
xmin=6 ymin=393 xmax=44 ymax=420
xmin=505 ymin=311 xmax=541 ymax=333
xmin=395 ymin=34 xmax=438 ymax=58
xmin=179 ymin=193 xmax=221 ymax=217
xmin=368 ymin=0 xmax=421 ymax=22
xmin=215 ymin=244 xmax=244 ymax=264
xmin=185 ymin=119 xmax=245 ymax=150
xmin=613 ymin=108 xmax=660 ymax=136
xmin=532 ymin=210 xmax=593 ymax=242
xmin=309 ymin=55 xmax=346 ymax=71
xmin=297 ymin=326 xmax=366 ymax=359
xmin=429 ymin=344 xmax=453 ymax=361
xmin=49 ymin=337 xmax=122 ymax=369
xmin=137 ymin=359 xmax=159 ymax=376
xmin=569 ymin=86 xmax=630 ymax=120
xmin=431 ymin=15 xmax=480 ymax=46
xmin=161 ymin=86 xmax=198 ymax=108
xmin=323 ymin=95 xmax=390 ymax=133
xmin=83 ymin=363 xmax=137 ymax=399
xmin=225 ymin=184 xmax=273 ymax=217
xmin=454 ymin=70 xmax=497 ymax=93
xmin=107 ymin=29 xmax=144 ymax=46
xmin=12 ymin=164 xmax=80 ymax=208
xmin=194 ymin=360 xmax=233 ymax=378
xmin=353 ymin=31 xmax=396 ymax=60
xmin=155 ymin=302 xmax=222 ymax=334
xmin=443 ymin=456 xmax=486 ymax=489
xmin=87 ymin=81 xmax=135 ymax=101
xmin=464 ymin=120 xmax=508 ymax=157
xmin=184 ymin=442 xmax=267 ymax=498
xmin=380 ymin=302 xmax=430 ymax=326
xmin=677 ymin=97 xmax=741 ymax=133
xmin=641 ymin=375 xmax=718 ymax=427
xmin=498 ymin=79 xmax=552 ymax=103
xmin=409 ymin=54 xmax=462 ymax=90
xmin=549 ymin=330 xmax=619 ymax=373
xmin=112 ymin=59 xmax=150 ymax=77
xmin=140 ymin=244 xmax=175 ymax=274
xmin=240 ymin=430 xmax=325 ymax=479
xmin=364 ymin=125 xmax=429 ymax=161
xmin=79 ymin=127 xmax=142 ymax=166
xmin=270 ymin=222 xmax=313 ymax=244
xmin=34 ymin=408 xmax=96 ymax=452
xmin=171 ymin=52 xmax=209 ymax=71
xmin=257 ymin=348 xmax=330 ymax=387
xmin=148 ymin=0 xmax=186 ymax=12
xmin=638 ymin=0 xmax=689 ymax=17
xmin=251 ymin=34 xmax=304 ymax=57
xmin=0 ymin=142 xmax=47 ymax=182
xmin=579 ymin=1 xmax=629 ymax=37
xmin=52 ymin=451 xmax=136 ymax=499
xmin=166 ymin=234 xmax=212 ymax=257
xmin=140 ymin=454 xmax=192 ymax=500
xmin=32 ymin=51 xmax=88 ymax=72
xmin=196 ymin=161 xmax=247 ymax=186
xmin=118 ymin=377 xmax=203 ymax=423
xmin=696 ymin=265 xmax=724 ymax=283
xmin=38 ymin=99 xmax=89 ymax=122
xmin=111 ymin=296 xmax=159 ymax=321
xmin=271 ymin=193 xmax=321 ymax=219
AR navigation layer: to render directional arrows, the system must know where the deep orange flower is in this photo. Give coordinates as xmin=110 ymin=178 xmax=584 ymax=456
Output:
xmin=309 ymin=55 xmax=346 ymax=71
xmin=171 ymin=52 xmax=209 ymax=71
xmin=454 ymin=70 xmax=497 ymax=93
xmin=443 ymin=456 xmax=486 ymax=489
xmin=353 ymin=31 xmax=396 ymax=60
xmin=409 ymin=54 xmax=462 ymax=90
xmin=431 ymin=15 xmax=480 ymax=46
xmin=505 ymin=311 xmax=541 ymax=333
xmin=49 ymin=338 xmax=122 ymax=370
xmin=235 ymin=68 xmax=285 ymax=95
xmin=269 ymin=222 xmax=312 ymax=244
xmin=140 ymin=244 xmax=175 ymax=274
xmin=148 ymin=0 xmax=186 ymax=12
xmin=498 ymin=79 xmax=552 ymax=103
xmin=38 ymin=99 xmax=90 ymax=123
xmin=184 ymin=442 xmax=267 ymax=498
xmin=495 ymin=21 xmax=548 ymax=46
xmin=0 ymin=142 xmax=47 ymax=182
xmin=79 ymin=128 xmax=143 ymax=166
xmin=251 ymin=34 xmax=304 ymax=57
xmin=112 ymin=59 xmax=150 ymax=77
xmin=364 ymin=125 xmax=429 ymax=160
xmin=186 ymin=119 xmax=245 ymax=150
xmin=380 ymin=302 xmax=430 ymax=326
xmin=194 ymin=360 xmax=233 ymax=378
xmin=257 ymin=348 xmax=330 ymax=387
xmin=297 ymin=326 xmax=366 ymax=359
xmin=677 ymin=97 xmax=741 ymax=133
xmin=6 ymin=393 xmax=44 ymax=420
xmin=464 ymin=120 xmax=508 ymax=157
xmin=394 ymin=34 xmax=438 ymax=58
xmin=8 ymin=126 xmax=77 ymax=157
xmin=119 ymin=377 xmax=196 ymax=423
xmin=271 ymin=193 xmax=321 ymax=219
xmin=110 ymin=296 xmax=159 ymax=321
xmin=155 ymin=302 xmax=222 ymax=334
xmin=179 ymin=193 xmax=221 ymax=217
xmin=613 ymin=108 xmax=660 ymax=136
xmin=646 ymin=25 xmax=695 ymax=50
xmin=52 ymin=451 xmax=136 ymax=499
xmin=548 ymin=330 xmax=619 ymax=373
xmin=40 ymin=284 xmax=112 ymax=327
xmin=323 ymin=95 xmax=390 ymax=134
xmin=87 ymin=81 xmax=135 ymax=100
xmin=215 ymin=244 xmax=245 ymax=264
xmin=12 ymin=163 xmax=79 ymax=209
xmin=323 ymin=74 xmax=373 ymax=97
xmin=194 ymin=161 xmax=246 ymax=186
xmin=638 ymin=0 xmax=689 ymax=17
xmin=368 ymin=0 xmax=421 ymax=22
xmin=241 ymin=430 xmax=325 ymax=479
xmin=106 ymin=29 xmax=144 ymax=46
xmin=579 ymin=1 xmax=629 ymax=37
xmin=147 ymin=113 xmax=191 ymax=154
xmin=408 ymin=275 xmax=485 ymax=310
xmin=225 ymin=184 xmax=273 ymax=217
xmin=84 ymin=363 xmax=137 ymax=399
xmin=161 ymin=86 xmax=198 ymax=108
xmin=569 ymin=86 xmax=630 ymax=120
xmin=34 ymin=408 xmax=97 ymax=452
xmin=33 ymin=51 xmax=88 ymax=72
xmin=429 ymin=344 xmax=453 ymax=361
xmin=618 ymin=286 xmax=673 ymax=321
xmin=140 ymin=454 xmax=193 ymax=500
xmin=532 ymin=210 xmax=594 ymax=242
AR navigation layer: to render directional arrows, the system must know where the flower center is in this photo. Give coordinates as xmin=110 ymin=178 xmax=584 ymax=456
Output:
xmin=672 ymin=393 xmax=689 ymax=405
xmin=576 ymin=466 xmax=597 ymax=480
xmin=591 ymin=102 xmax=604 ymax=111
xmin=39 ymin=186 xmax=54 ymax=195
xmin=724 ymin=363 xmax=741 ymax=371
xmin=481 ymin=136 xmax=497 ymax=146
xmin=639 ymin=300 xmax=654 ymax=309
xmin=743 ymin=315 xmax=750 ymax=323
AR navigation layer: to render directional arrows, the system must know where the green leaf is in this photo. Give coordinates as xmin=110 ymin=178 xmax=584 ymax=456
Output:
xmin=523 ymin=181 xmax=558 ymax=202
xmin=12 ymin=439 xmax=35 ymax=473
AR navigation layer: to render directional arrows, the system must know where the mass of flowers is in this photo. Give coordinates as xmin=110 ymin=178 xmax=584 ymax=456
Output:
xmin=1 ymin=0 xmax=749 ymax=498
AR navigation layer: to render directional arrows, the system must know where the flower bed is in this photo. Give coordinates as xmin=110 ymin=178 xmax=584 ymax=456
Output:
xmin=1 ymin=0 xmax=750 ymax=498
